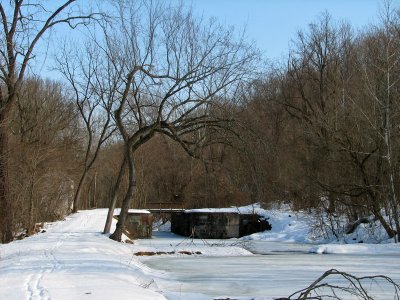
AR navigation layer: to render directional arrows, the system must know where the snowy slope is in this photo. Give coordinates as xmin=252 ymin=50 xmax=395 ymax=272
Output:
xmin=241 ymin=204 xmax=315 ymax=243
xmin=239 ymin=203 xmax=397 ymax=246
xmin=0 ymin=209 xmax=166 ymax=300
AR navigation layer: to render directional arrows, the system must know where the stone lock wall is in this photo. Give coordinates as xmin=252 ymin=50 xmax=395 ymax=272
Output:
xmin=123 ymin=213 xmax=153 ymax=239
xmin=171 ymin=211 xmax=271 ymax=239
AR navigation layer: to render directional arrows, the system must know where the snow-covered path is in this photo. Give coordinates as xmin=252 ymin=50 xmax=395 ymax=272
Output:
xmin=0 ymin=209 xmax=166 ymax=300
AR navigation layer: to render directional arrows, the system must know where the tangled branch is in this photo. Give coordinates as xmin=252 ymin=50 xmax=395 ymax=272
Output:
xmin=282 ymin=269 xmax=400 ymax=300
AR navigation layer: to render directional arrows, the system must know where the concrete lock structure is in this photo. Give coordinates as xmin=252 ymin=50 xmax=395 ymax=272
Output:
xmin=171 ymin=211 xmax=271 ymax=239
xmin=116 ymin=211 xmax=153 ymax=239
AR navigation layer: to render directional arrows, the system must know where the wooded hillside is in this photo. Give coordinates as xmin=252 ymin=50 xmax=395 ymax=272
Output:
xmin=1 ymin=1 xmax=400 ymax=243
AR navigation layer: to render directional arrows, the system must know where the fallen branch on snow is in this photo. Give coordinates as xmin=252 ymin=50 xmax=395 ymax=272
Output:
xmin=282 ymin=268 xmax=400 ymax=300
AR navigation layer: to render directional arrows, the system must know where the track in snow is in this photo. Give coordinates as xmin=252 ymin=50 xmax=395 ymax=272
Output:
xmin=1 ymin=209 xmax=167 ymax=300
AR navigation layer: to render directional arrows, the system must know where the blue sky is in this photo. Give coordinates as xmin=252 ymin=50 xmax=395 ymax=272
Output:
xmin=186 ymin=0 xmax=385 ymax=61
xmin=30 ymin=0 xmax=389 ymax=79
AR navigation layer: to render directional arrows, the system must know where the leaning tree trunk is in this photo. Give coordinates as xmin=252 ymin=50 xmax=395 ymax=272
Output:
xmin=109 ymin=145 xmax=135 ymax=242
xmin=71 ymin=167 xmax=89 ymax=213
xmin=387 ymin=167 xmax=400 ymax=242
xmin=373 ymin=206 xmax=396 ymax=239
xmin=103 ymin=155 xmax=127 ymax=234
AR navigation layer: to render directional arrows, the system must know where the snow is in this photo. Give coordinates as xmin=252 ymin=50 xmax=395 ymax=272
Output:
xmin=242 ymin=204 xmax=316 ymax=243
xmin=309 ymin=243 xmax=400 ymax=254
xmin=128 ymin=209 xmax=151 ymax=214
xmin=1 ymin=205 xmax=400 ymax=300
xmin=185 ymin=204 xmax=261 ymax=214
xmin=0 ymin=209 xmax=165 ymax=300
xmin=115 ymin=208 xmax=151 ymax=214
xmin=142 ymin=251 xmax=400 ymax=299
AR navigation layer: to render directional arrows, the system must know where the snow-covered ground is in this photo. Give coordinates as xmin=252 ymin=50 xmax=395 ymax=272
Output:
xmin=0 ymin=206 xmax=399 ymax=300
xmin=0 ymin=209 xmax=166 ymax=300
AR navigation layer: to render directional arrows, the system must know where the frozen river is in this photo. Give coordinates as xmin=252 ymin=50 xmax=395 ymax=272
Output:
xmin=138 ymin=236 xmax=400 ymax=299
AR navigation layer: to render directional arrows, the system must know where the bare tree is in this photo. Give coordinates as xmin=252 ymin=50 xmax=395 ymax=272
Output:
xmin=0 ymin=0 xmax=97 ymax=242
xmin=355 ymin=1 xmax=400 ymax=241
xmin=79 ymin=0 xmax=258 ymax=241
xmin=57 ymin=41 xmax=117 ymax=213
xmin=10 ymin=77 xmax=80 ymax=236
xmin=277 ymin=12 xmax=400 ymax=239
xmin=282 ymin=13 xmax=357 ymax=212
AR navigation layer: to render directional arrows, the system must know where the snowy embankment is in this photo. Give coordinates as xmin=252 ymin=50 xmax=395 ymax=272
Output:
xmin=309 ymin=243 xmax=400 ymax=254
xmin=241 ymin=204 xmax=314 ymax=243
xmin=241 ymin=203 xmax=400 ymax=255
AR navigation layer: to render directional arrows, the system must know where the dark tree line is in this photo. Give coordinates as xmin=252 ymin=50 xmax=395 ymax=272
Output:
xmin=230 ymin=8 xmax=400 ymax=241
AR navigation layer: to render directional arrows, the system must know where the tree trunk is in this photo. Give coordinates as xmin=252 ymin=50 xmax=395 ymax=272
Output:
xmin=373 ymin=207 xmax=396 ymax=239
xmin=71 ymin=169 xmax=89 ymax=213
xmin=0 ymin=115 xmax=13 ymax=243
xmin=383 ymin=43 xmax=400 ymax=242
xmin=109 ymin=146 xmax=135 ymax=242
xmin=28 ymin=172 xmax=36 ymax=234
xmin=103 ymin=155 xmax=127 ymax=234
xmin=93 ymin=172 xmax=97 ymax=208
